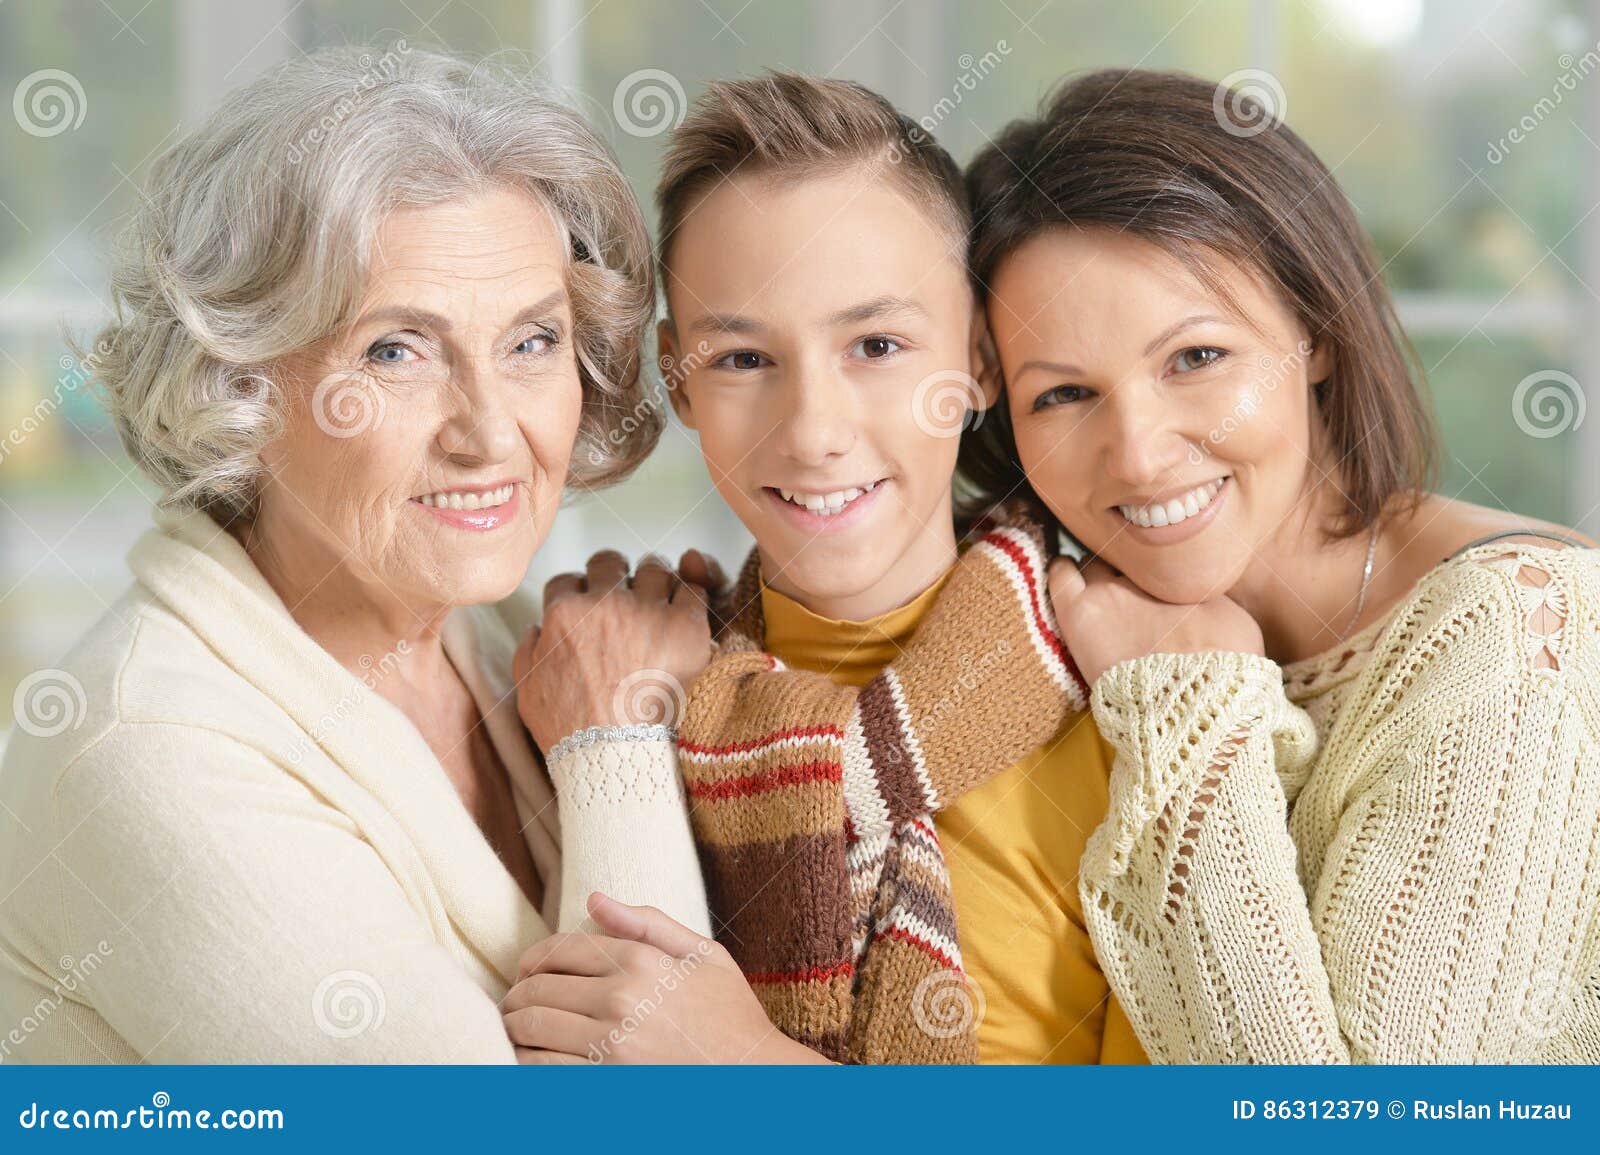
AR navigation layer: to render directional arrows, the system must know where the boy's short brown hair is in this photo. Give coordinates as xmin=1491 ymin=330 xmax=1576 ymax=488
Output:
xmin=654 ymin=72 xmax=970 ymax=291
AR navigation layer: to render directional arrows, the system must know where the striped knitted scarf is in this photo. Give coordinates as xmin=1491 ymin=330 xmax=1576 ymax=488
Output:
xmin=677 ymin=505 xmax=1089 ymax=1063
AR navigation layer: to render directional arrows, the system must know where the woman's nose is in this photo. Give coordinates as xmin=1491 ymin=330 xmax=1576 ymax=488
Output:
xmin=1101 ymin=389 xmax=1190 ymax=487
xmin=777 ymin=369 xmax=855 ymax=466
xmin=437 ymin=368 xmax=519 ymax=464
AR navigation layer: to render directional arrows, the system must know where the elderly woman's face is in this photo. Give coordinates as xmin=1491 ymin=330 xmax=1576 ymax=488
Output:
xmin=260 ymin=186 xmax=582 ymax=611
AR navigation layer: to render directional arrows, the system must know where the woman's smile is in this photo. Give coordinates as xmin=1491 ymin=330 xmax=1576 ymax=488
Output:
xmin=1111 ymin=475 xmax=1230 ymax=546
xmin=410 ymin=479 xmax=524 ymax=531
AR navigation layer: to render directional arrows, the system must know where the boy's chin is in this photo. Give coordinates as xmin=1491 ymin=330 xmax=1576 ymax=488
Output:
xmin=759 ymin=544 xmax=897 ymax=604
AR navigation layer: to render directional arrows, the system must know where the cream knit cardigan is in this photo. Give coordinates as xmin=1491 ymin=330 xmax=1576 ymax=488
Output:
xmin=0 ymin=510 xmax=709 ymax=1063
xmin=1081 ymin=539 xmax=1600 ymax=1062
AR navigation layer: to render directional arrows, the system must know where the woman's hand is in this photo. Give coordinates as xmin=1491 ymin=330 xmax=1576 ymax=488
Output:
xmin=514 ymin=551 xmax=715 ymax=755
xmin=1048 ymin=556 xmax=1264 ymax=687
xmin=503 ymin=893 xmax=829 ymax=1064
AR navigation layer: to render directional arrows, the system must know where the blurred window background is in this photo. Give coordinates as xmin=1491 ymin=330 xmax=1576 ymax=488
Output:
xmin=3 ymin=0 xmax=1598 ymax=745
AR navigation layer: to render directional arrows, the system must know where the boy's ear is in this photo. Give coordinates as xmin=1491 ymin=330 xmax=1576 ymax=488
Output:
xmin=657 ymin=317 xmax=696 ymax=429
xmin=970 ymin=299 xmax=1004 ymax=413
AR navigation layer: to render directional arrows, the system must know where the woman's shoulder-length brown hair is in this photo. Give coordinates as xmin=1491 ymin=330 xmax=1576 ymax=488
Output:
xmin=958 ymin=68 xmax=1438 ymax=539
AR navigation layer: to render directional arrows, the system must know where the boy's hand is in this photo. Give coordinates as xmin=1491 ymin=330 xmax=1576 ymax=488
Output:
xmin=502 ymin=893 xmax=830 ymax=1065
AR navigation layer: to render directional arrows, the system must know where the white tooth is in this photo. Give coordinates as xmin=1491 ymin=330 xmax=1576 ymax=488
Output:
xmin=843 ymin=488 xmax=861 ymax=502
xmin=1184 ymin=492 xmax=1200 ymax=517
xmin=446 ymin=492 xmax=462 ymax=510
xmin=466 ymin=492 xmax=485 ymax=510
xmin=1149 ymin=504 xmax=1169 ymax=527
xmin=804 ymin=495 xmax=826 ymax=511
xmin=419 ymin=494 xmax=433 ymax=507
xmin=1118 ymin=505 xmax=1131 ymax=521
xmin=1165 ymin=499 xmax=1186 ymax=524
xmin=1137 ymin=507 xmax=1153 ymax=528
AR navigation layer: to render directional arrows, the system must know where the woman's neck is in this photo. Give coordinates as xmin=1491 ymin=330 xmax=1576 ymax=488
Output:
xmin=236 ymin=518 xmax=449 ymax=685
xmin=1225 ymin=484 xmax=1385 ymax=666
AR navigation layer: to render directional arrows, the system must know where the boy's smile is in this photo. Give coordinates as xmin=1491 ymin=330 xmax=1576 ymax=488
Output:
xmin=661 ymin=167 xmax=993 ymax=621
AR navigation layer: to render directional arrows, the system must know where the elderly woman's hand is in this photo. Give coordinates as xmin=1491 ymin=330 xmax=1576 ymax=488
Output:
xmin=514 ymin=551 xmax=715 ymax=754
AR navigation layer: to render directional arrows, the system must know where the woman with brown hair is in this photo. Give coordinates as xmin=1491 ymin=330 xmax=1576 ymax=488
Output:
xmin=962 ymin=68 xmax=1600 ymax=1062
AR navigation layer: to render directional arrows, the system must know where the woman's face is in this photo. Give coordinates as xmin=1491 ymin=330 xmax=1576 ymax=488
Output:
xmin=989 ymin=227 xmax=1331 ymax=605
xmin=258 ymin=186 xmax=582 ymax=612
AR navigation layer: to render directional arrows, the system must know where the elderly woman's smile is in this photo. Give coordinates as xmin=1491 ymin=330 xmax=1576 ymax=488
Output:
xmin=254 ymin=186 xmax=581 ymax=617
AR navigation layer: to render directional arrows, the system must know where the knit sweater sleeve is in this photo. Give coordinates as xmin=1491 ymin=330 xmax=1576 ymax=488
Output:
xmin=679 ymin=518 xmax=1087 ymax=840
xmin=1079 ymin=545 xmax=1600 ymax=1063
xmin=544 ymin=726 xmax=712 ymax=938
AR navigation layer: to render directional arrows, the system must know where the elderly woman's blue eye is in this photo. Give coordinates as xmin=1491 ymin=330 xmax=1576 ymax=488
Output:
xmin=514 ymin=332 xmax=555 ymax=354
xmin=368 ymin=342 xmax=411 ymax=363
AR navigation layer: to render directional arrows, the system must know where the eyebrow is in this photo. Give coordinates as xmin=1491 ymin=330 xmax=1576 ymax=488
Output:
xmin=1014 ymin=358 xmax=1085 ymax=381
xmin=1142 ymin=313 xmax=1226 ymax=355
xmin=683 ymin=294 xmax=930 ymax=338
xmin=823 ymin=295 xmax=930 ymax=327
xmin=357 ymin=290 xmax=567 ymax=334
xmin=1013 ymin=312 xmax=1229 ymax=381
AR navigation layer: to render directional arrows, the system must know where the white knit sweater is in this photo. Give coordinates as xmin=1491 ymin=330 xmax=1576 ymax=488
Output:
xmin=0 ymin=510 xmax=709 ymax=1063
xmin=1081 ymin=540 xmax=1600 ymax=1062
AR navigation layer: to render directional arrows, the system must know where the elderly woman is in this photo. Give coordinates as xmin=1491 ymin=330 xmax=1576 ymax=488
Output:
xmin=0 ymin=46 xmax=711 ymax=1062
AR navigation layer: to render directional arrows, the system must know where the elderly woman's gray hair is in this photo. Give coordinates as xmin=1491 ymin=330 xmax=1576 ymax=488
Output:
xmin=88 ymin=43 xmax=661 ymax=524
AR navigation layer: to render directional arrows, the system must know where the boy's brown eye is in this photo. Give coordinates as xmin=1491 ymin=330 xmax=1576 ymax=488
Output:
xmin=731 ymin=352 xmax=762 ymax=370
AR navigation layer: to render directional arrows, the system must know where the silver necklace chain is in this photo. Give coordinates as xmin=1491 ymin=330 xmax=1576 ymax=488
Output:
xmin=1337 ymin=520 xmax=1381 ymax=643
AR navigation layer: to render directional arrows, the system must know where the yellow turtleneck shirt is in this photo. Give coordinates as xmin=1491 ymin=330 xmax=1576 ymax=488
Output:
xmin=760 ymin=575 xmax=1148 ymax=1064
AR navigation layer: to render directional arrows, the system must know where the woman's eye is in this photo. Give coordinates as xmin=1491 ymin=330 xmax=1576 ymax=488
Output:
xmin=513 ymin=331 xmax=556 ymax=355
xmin=1032 ymin=384 xmax=1088 ymax=412
xmin=716 ymin=350 xmax=767 ymax=371
xmin=1174 ymin=346 xmax=1225 ymax=372
xmin=367 ymin=341 xmax=414 ymax=365
xmin=853 ymin=336 xmax=901 ymax=360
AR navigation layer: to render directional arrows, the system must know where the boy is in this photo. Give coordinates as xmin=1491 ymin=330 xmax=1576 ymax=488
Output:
xmin=651 ymin=74 xmax=1145 ymax=1064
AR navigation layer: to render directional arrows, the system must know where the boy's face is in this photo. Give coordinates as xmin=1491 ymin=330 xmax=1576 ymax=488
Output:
xmin=661 ymin=168 xmax=992 ymax=620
